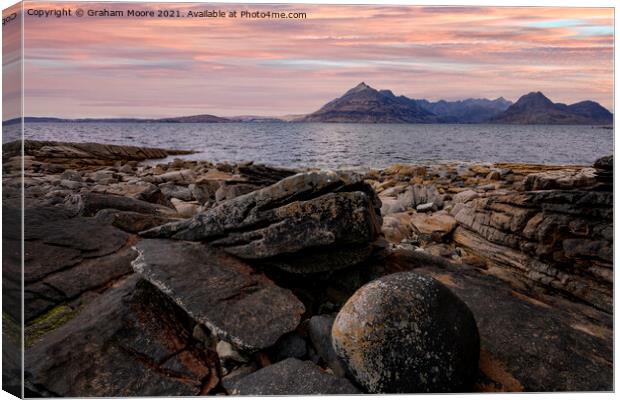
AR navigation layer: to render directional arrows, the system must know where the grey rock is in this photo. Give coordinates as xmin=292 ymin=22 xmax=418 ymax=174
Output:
xmin=60 ymin=170 xmax=82 ymax=182
xmin=189 ymin=181 xmax=219 ymax=204
xmin=159 ymin=183 xmax=193 ymax=201
xmin=235 ymin=163 xmax=297 ymax=186
xmin=332 ymin=272 xmax=479 ymax=393
xmin=221 ymin=364 xmax=258 ymax=387
xmin=134 ymin=184 xmax=171 ymax=206
xmin=416 ymin=202 xmax=434 ymax=212
xmin=66 ymin=192 xmax=174 ymax=217
xmin=119 ymin=163 xmax=134 ymax=174
xmin=95 ymin=209 xmax=176 ymax=233
xmin=415 ymin=264 xmax=612 ymax=391
xmin=42 ymin=245 xmax=136 ymax=299
xmin=307 ymin=315 xmax=347 ymax=377
xmin=226 ymin=358 xmax=360 ymax=395
xmin=271 ymin=332 xmax=307 ymax=362
xmin=142 ymin=171 xmax=382 ymax=272
xmin=59 ymin=179 xmax=82 ymax=190
xmin=146 ymin=169 xmax=195 ymax=185
xmin=132 ymin=239 xmax=305 ymax=351
xmin=215 ymin=182 xmax=260 ymax=203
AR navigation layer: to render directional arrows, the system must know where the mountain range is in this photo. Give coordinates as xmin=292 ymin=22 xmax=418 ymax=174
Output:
xmin=299 ymin=82 xmax=612 ymax=125
xmin=6 ymin=83 xmax=612 ymax=125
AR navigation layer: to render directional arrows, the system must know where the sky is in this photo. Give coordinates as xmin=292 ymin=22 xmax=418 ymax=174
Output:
xmin=3 ymin=2 xmax=614 ymax=119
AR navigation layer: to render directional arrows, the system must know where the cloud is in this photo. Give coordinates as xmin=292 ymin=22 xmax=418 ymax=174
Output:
xmin=18 ymin=3 xmax=613 ymax=117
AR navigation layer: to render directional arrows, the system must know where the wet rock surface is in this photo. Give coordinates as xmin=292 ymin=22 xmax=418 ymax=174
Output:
xmin=332 ymin=272 xmax=480 ymax=393
xmin=4 ymin=141 xmax=612 ymax=395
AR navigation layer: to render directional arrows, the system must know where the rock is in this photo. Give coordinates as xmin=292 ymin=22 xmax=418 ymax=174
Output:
xmin=60 ymin=169 xmax=82 ymax=182
xmin=593 ymin=155 xmax=612 ymax=170
xmin=486 ymin=170 xmax=501 ymax=180
xmin=159 ymin=183 xmax=193 ymax=201
xmin=59 ymin=179 xmax=82 ymax=190
xmin=217 ymin=341 xmax=249 ymax=364
xmin=381 ymin=212 xmax=414 ymax=243
xmin=380 ymin=184 xmax=443 ymax=215
xmin=91 ymin=170 xmax=118 ymax=183
xmin=192 ymin=324 xmax=217 ymax=348
xmin=25 ymin=276 xmax=219 ymax=396
xmin=215 ymin=182 xmax=260 ymax=203
xmin=170 ymin=198 xmax=200 ymax=218
xmin=189 ymin=181 xmax=219 ymax=204
xmin=593 ymin=155 xmax=612 ymax=191
xmin=379 ymin=197 xmax=405 ymax=215
xmin=522 ymin=168 xmax=597 ymax=191
xmin=24 ymin=208 xmax=129 ymax=259
xmin=271 ymin=332 xmax=307 ymax=362
xmin=21 ymin=205 xmax=132 ymax=321
xmin=119 ymin=163 xmax=133 ymax=174
xmin=142 ymin=171 xmax=382 ymax=273
xmin=409 ymin=212 xmax=457 ymax=240
xmin=307 ymin=315 xmax=347 ymax=377
xmin=415 ymin=202 xmax=434 ymax=212
xmin=453 ymin=189 xmax=479 ymax=204
xmin=132 ymin=239 xmax=305 ymax=351
xmin=3 ymin=140 xmax=195 ymax=167
xmin=145 ymin=169 xmax=196 ymax=185
xmin=134 ymin=184 xmax=171 ymax=206
xmin=66 ymin=192 xmax=174 ymax=217
xmin=235 ymin=163 xmax=297 ymax=186
xmin=42 ymin=244 xmax=136 ymax=299
xmin=453 ymin=189 xmax=612 ymax=312
xmin=23 ymin=241 xmax=83 ymax=283
xmin=332 ymin=272 xmax=479 ymax=393
xmin=95 ymin=209 xmax=176 ymax=233
xmin=414 ymin=263 xmax=612 ymax=391
xmin=226 ymin=358 xmax=360 ymax=395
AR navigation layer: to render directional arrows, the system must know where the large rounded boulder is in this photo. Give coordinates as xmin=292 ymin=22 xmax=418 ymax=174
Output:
xmin=331 ymin=272 xmax=479 ymax=393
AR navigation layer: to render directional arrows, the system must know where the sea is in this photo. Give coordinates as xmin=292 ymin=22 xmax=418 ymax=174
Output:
xmin=5 ymin=122 xmax=614 ymax=169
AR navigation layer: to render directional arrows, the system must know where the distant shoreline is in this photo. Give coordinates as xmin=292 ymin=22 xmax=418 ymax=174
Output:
xmin=2 ymin=117 xmax=615 ymax=127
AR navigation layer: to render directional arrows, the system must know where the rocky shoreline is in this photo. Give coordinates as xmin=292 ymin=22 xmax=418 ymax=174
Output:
xmin=2 ymin=140 xmax=613 ymax=395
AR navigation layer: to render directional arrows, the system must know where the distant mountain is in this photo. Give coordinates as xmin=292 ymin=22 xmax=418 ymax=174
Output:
xmin=3 ymin=115 xmax=232 ymax=125
xmin=299 ymin=83 xmax=515 ymax=123
xmin=417 ymin=98 xmax=512 ymax=123
xmin=491 ymin=92 xmax=613 ymax=125
xmin=157 ymin=114 xmax=230 ymax=123
xmin=5 ymin=86 xmax=612 ymax=126
xmin=298 ymin=82 xmax=438 ymax=123
xmin=228 ymin=115 xmax=285 ymax=123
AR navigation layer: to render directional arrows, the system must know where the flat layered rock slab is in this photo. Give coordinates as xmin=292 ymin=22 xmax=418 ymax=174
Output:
xmin=226 ymin=358 xmax=360 ymax=395
xmin=25 ymin=276 xmax=219 ymax=397
xmin=414 ymin=264 xmax=612 ymax=392
xmin=132 ymin=239 xmax=305 ymax=352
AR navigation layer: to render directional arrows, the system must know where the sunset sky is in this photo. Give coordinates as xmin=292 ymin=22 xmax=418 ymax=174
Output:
xmin=3 ymin=2 xmax=614 ymax=118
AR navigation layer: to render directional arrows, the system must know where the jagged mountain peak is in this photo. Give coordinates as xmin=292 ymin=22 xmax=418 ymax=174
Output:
xmin=515 ymin=91 xmax=554 ymax=108
xmin=346 ymin=82 xmax=374 ymax=94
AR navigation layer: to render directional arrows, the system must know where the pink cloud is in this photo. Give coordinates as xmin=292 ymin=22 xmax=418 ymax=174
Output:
xmin=14 ymin=3 xmax=614 ymax=118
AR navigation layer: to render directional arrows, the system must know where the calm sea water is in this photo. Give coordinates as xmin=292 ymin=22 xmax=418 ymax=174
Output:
xmin=8 ymin=122 xmax=614 ymax=169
